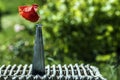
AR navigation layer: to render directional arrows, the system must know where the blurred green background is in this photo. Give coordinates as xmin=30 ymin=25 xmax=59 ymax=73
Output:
xmin=0 ymin=0 xmax=120 ymax=79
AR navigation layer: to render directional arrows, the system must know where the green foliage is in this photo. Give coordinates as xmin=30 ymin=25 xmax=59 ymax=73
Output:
xmin=0 ymin=0 xmax=44 ymax=14
xmin=39 ymin=0 xmax=120 ymax=63
xmin=0 ymin=1 xmax=5 ymax=12
xmin=1 ymin=0 xmax=120 ymax=79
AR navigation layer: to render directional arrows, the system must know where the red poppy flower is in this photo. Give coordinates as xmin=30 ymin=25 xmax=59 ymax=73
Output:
xmin=18 ymin=4 xmax=39 ymax=22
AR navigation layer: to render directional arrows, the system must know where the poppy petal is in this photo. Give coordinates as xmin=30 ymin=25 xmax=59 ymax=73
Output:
xmin=18 ymin=4 xmax=39 ymax=22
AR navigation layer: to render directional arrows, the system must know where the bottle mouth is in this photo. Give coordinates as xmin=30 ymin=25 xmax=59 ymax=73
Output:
xmin=36 ymin=24 xmax=42 ymax=28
